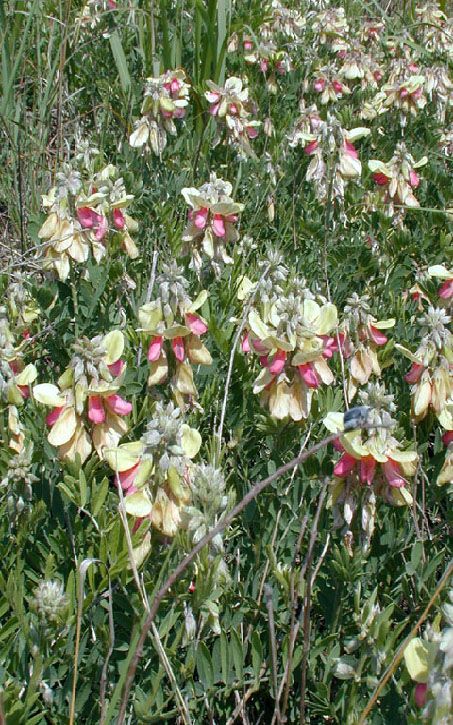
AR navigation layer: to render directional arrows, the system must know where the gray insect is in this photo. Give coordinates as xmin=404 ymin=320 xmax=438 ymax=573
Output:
xmin=343 ymin=406 xmax=371 ymax=430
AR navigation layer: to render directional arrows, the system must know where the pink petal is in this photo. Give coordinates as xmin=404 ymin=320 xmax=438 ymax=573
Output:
xmin=108 ymin=0 xmax=116 ymax=8
xmin=225 ymin=214 xmax=238 ymax=222
xmin=88 ymin=395 xmax=106 ymax=424
xmin=18 ymin=385 xmax=30 ymax=399
xmin=333 ymin=437 xmax=344 ymax=452
xmin=209 ymin=102 xmax=220 ymax=116
xmin=314 ymin=78 xmax=325 ymax=92
xmin=246 ymin=125 xmax=259 ymax=139
xmin=147 ymin=336 xmax=163 ymax=362
xmin=268 ymin=349 xmax=286 ymax=375
xmin=259 ymin=355 xmax=269 ymax=368
xmin=334 ymin=453 xmax=357 ymax=477
xmin=105 ymin=394 xmax=132 ymax=416
xmin=172 ymin=336 xmax=185 ymax=362
xmin=241 ymin=332 xmax=250 ymax=353
xmin=320 ymin=335 xmax=337 ymax=359
xmin=77 ymin=207 xmax=96 ymax=228
xmin=442 ymin=430 xmax=453 ymax=446
xmin=185 ymin=313 xmax=208 ymax=335
xmin=404 ymin=363 xmax=424 ymax=384
xmin=372 ymin=172 xmax=389 ymax=186
xmin=95 ymin=215 xmax=108 ymax=241
xmin=46 ymin=406 xmax=64 ymax=426
xmin=173 ymin=107 xmax=186 ymax=119
xmin=113 ymin=208 xmax=126 ymax=230
xmin=304 ymin=140 xmax=318 ymax=155
xmin=298 ymin=363 xmax=319 ymax=388
xmin=439 ymin=280 xmax=453 ymax=299
xmin=414 ymin=683 xmax=427 ymax=709
xmin=251 ymin=338 xmax=267 ymax=354
xmin=194 ymin=207 xmax=208 ymax=230
xmin=383 ymin=459 xmax=406 ymax=488
xmin=409 ymin=170 xmax=420 ymax=188
xmin=369 ymin=325 xmax=387 ymax=345
xmin=108 ymin=359 xmax=125 ymax=377
xmin=332 ymin=80 xmax=343 ymax=93
xmin=344 ymin=140 xmax=358 ymax=159
xmin=229 ymin=103 xmax=238 ymax=115
xmin=212 ymin=214 xmax=226 ymax=238
xmin=118 ymin=462 xmax=140 ymax=491
xmin=360 ymin=456 xmax=376 ymax=485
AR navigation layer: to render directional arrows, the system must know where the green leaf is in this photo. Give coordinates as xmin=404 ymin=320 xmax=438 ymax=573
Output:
xmin=109 ymin=30 xmax=131 ymax=95
xmin=196 ymin=642 xmax=214 ymax=690
xmin=230 ymin=629 xmax=243 ymax=683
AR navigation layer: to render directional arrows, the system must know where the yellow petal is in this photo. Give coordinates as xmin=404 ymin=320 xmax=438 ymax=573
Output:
xmin=148 ymin=355 xmax=168 ymax=386
xmin=186 ymin=337 xmax=212 ymax=365
xmin=181 ymin=424 xmax=202 ymax=458
xmin=15 ymin=364 xmax=38 ymax=386
xmin=174 ymin=362 xmax=196 ymax=396
xmin=124 ymin=490 xmax=153 ymax=517
xmin=104 ymin=442 xmax=142 ymax=472
xmin=33 ymin=383 xmax=65 ymax=407
xmin=413 ymin=379 xmax=432 ymax=417
xmin=103 ymin=330 xmax=124 ymax=365
xmin=48 ymin=407 xmax=77 ymax=446
xmin=268 ymin=381 xmax=290 ymax=419
xmin=403 ymin=639 xmax=436 ymax=683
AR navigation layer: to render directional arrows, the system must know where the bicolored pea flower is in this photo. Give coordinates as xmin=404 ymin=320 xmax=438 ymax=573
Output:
xmin=324 ymin=393 xmax=418 ymax=537
xmin=181 ymin=173 xmax=244 ymax=273
xmin=437 ymin=428 xmax=453 ymax=486
xmin=104 ymin=401 xmax=202 ymax=538
xmin=338 ymin=42 xmax=383 ymax=89
xmin=244 ymin=41 xmax=292 ymax=94
xmin=311 ymin=8 xmax=350 ymax=50
xmin=33 ymin=331 xmax=131 ymax=464
xmin=129 ymin=69 xmax=190 ymax=156
xmin=397 ymin=306 xmax=452 ymax=429
xmin=342 ymin=293 xmax=395 ymax=401
xmin=428 ymin=264 xmax=453 ymax=304
xmin=312 ymin=65 xmax=351 ymax=104
xmin=289 ymin=113 xmax=370 ymax=203
xmin=205 ymin=76 xmax=261 ymax=157
xmin=38 ymin=154 xmax=138 ymax=280
xmin=137 ymin=262 xmax=211 ymax=406
xmin=415 ymin=3 xmax=453 ymax=56
xmin=368 ymin=143 xmax=427 ymax=219
xmin=244 ymin=292 xmax=338 ymax=421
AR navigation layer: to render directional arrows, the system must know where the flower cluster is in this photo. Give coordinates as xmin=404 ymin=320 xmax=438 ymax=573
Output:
xmin=288 ymin=111 xmax=370 ymax=203
xmin=104 ymin=401 xmax=202 ymax=537
xmin=341 ymin=293 xmax=394 ymax=402
xmin=138 ymin=262 xmax=212 ymax=407
xmin=33 ymin=331 xmax=131 ymax=463
xmin=324 ymin=384 xmax=418 ymax=546
xmin=1 ymin=444 xmax=38 ymax=525
xmin=368 ymin=143 xmax=427 ymax=221
xmin=241 ymin=261 xmax=338 ymax=420
xmin=181 ymin=173 xmax=243 ymax=273
xmin=129 ymin=69 xmax=190 ymax=156
xmin=38 ymin=148 xmax=138 ymax=280
xmin=244 ymin=41 xmax=292 ymax=94
xmin=397 ymin=306 xmax=452 ymax=430
xmin=205 ymin=76 xmax=260 ymax=157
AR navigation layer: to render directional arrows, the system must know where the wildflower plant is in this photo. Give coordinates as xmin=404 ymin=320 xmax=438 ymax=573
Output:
xmin=137 ymin=262 xmax=212 ymax=405
xmin=38 ymin=147 xmax=138 ymax=280
xmin=129 ymin=69 xmax=190 ymax=156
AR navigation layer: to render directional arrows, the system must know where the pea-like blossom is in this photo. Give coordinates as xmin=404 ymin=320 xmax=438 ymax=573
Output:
xmin=368 ymin=142 xmax=427 ymax=220
xmin=181 ymin=173 xmax=244 ymax=273
xmin=38 ymin=147 xmax=138 ymax=280
xmin=129 ymin=69 xmax=190 ymax=156
xmin=137 ymin=263 xmax=212 ymax=406
xmin=205 ymin=76 xmax=261 ymax=158
xmin=33 ymin=331 xmax=131 ymax=463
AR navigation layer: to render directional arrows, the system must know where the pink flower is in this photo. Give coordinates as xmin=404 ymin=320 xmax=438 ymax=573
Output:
xmin=118 ymin=462 xmax=140 ymax=491
xmin=320 ymin=335 xmax=337 ymax=359
xmin=404 ymin=363 xmax=424 ymax=384
xmin=439 ymin=279 xmax=453 ymax=299
xmin=18 ymin=385 xmax=30 ymax=399
xmin=298 ymin=363 xmax=320 ymax=388
xmin=383 ymin=459 xmax=406 ymax=487
xmin=88 ymin=395 xmax=106 ymax=424
xmin=172 ymin=336 xmax=185 ymax=362
xmin=46 ymin=406 xmax=64 ymax=426
xmin=246 ymin=124 xmax=259 ymax=139
xmin=332 ymin=80 xmax=343 ymax=93
xmin=360 ymin=456 xmax=376 ymax=485
xmin=334 ymin=453 xmax=357 ymax=477
xmin=268 ymin=349 xmax=286 ymax=375
xmin=369 ymin=325 xmax=387 ymax=345
xmin=209 ymin=103 xmax=220 ymax=116
xmin=260 ymin=60 xmax=269 ymax=73
xmin=304 ymin=140 xmax=319 ymax=155
xmin=108 ymin=359 xmax=125 ymax=377
xmin=251 ymin=338 xmax=268 ymax=354
xmin=108 ymin=0 xmax=116 ymax=8
xmin=113 ymin=208 xmax=126 ymax=230
xmin=244 ymin=40 xmax=253 ymax=51
xmin=241 ymin=332 xmax=251 ymax=353
xmin=442 ymin=430 xmax=453 ymax=446
xmin=229 ymin=103 xmax=238 ymax=115
xmin=314 ymin=78 xmax=326 ymax=92
xmin=148 ymin=336 xmax=163 ymax=362
xmin=409 ymin=170 xmax=419 ymax=188
xmin=105 ymin=394 xmax=132 ymax=416
xmin=77 ymin=207 xmax=108 ymax=241
xmin=414 ymin=683 xmax=427 ymax=708
xmin=185 ymin=313 xmax=208 ymax=335
xmin=193 ymin=207 xmax=208 ymax=230
xmin=372 ymin=172 xmax=389 ymax=186
xmin=344 ymin=140 xmax=358 ymax=158
xmin=212 ymin=214 xmax=226 ymax=238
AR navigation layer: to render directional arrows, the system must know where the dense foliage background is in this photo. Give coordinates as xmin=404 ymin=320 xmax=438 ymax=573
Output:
xmin=0 ymin=0 xmax=452 ymax=723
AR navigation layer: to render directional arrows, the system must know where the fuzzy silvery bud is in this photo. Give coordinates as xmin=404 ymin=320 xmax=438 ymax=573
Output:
xmin=31 ymin=580 xmax=68 ymax=626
